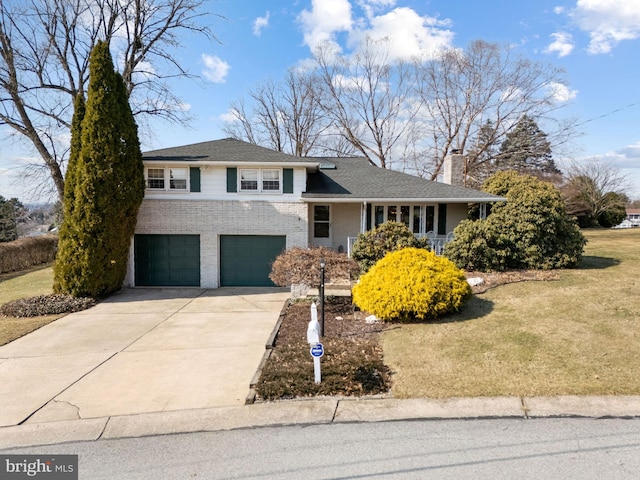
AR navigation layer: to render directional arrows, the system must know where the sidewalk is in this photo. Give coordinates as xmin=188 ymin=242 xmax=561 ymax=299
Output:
xmin=2 ymin=395 xmax=640 ymax=449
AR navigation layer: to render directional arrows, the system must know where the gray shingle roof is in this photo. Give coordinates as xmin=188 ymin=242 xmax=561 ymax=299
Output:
xmin=143 ymin=137 xmax=315 ymax=164
xmin=143 ymin=138 xmax=504 ymax=203
xmin=303 ymin=157 xmax=504 ymax=203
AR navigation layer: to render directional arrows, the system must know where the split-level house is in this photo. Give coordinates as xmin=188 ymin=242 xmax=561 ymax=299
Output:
xmin=124 ymin=138 xmax=504 ymax=288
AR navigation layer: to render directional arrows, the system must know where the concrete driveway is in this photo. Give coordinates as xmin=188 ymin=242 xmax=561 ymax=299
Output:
xmin=0 ymin=287 xmax=290 ymax=428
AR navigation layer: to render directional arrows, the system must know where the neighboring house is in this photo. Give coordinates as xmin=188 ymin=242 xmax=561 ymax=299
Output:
xmin=124 ymin=138 xmax=504 ymax=288
xmin=615 ymin=209 xmax=640 ymax=228
xmin=626 ymin=209 xmax=640 ymax=227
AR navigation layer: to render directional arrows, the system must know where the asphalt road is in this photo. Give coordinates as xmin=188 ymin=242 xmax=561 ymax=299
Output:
xmin=5 ymin=418 xmax=640 ymax=479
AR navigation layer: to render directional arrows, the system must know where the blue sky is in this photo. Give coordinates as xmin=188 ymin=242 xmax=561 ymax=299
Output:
xmin=1 ymin=0 xmax=640 ymax=201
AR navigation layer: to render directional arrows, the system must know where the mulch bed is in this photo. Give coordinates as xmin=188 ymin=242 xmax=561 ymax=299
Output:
xmin=466 ymin=270 xmax=560 ymax=294
xmin=254 ymin=297 xmax=391 ymax=401
xmin=254 ymin=270 xmax=560 ymax=401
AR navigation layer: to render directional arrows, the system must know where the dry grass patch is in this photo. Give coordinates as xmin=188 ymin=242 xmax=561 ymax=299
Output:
xmin=0 ymin=265 xmax=62 ymax=346
xmin=382 ymin=229 xmax=640 ymax=398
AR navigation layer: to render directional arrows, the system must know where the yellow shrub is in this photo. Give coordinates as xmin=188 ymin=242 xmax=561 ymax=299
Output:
xmin=352 ymin=248 xmax=471 ymax=322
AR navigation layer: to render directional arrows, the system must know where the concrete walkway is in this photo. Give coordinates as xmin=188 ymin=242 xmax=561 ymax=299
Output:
xmin=0 ymin=288 xmax=289 ymax=429
xmin=1 ymin=288 xmax=640 ymax=450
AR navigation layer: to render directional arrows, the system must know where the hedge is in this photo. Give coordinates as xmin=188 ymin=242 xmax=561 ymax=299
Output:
xmin=0 ymin=234 xmax=58 ymax=274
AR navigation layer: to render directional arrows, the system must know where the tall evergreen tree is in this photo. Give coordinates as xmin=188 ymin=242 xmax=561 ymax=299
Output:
xmin=54 ymin=41 xmax=144 ymax=297
xmin=465 ymin=119 xmax=500 ymax=187
xmin=498 ymin=115 xmax=560 ymax=176
xmin=53 ymin=94 xmax=85 ymax=291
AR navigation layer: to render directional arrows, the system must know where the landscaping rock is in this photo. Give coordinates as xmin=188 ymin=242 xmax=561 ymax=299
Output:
xmin=467 ymin=277 xmax=485 ymax=287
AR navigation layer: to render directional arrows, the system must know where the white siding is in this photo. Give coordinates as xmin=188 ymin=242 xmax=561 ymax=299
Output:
xmin=143 ymin=165 xmax=307 ymax=200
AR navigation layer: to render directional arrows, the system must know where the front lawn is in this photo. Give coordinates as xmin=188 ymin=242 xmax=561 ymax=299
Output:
xmin=382 ymin=229 xmax=640 ymax=398
xmin=0 ymin=265 xmax=61 ymax=346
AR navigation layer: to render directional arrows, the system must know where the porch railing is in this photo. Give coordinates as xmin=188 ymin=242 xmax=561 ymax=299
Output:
xmin=347 ymin=231 xmax=454 ymax=257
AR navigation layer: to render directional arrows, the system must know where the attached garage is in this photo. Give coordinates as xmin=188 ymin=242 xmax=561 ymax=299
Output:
xmin=134 ymin=234 xmax=200 ymax=287
xmin=220 ymin=235 xmax=286 ymax=287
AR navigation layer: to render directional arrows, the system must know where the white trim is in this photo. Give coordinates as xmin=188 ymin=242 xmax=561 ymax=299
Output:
xmin=239 ymin=168 xmax=282 ymax=193
xmin=301 ymin=197 xmax=506 ymax=203
xmin=144 ymin=160 xmax=319 ymax=168
xmin=145 ymin=166 xmax=189 ymax=192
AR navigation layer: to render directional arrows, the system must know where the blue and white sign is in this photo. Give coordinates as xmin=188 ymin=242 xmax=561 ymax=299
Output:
xmin=310 ymin=343 xmax=324 ymax=358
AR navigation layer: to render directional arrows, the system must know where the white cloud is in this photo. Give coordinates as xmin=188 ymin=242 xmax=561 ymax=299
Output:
xmin=350 ymin=7 xmax=454 ymax=61
xmin=219 ymin=109 xmax=241 ymax=123
xmin=298 ymin=0 xmax=353 ymax=51
xmin=570 ymin=0 xmax=640 ymax=54
xmin=614 ymin=142 xmax=640 ymax=166
xmin=554 ymin=6 xmax=566 ymax=14
xmin=545 ymin=32 xmax=575 ymax=57
xmin=547 ymin=82 xmax=578 ymax=102
xmin=201 ymin=54 xmax=230 ymax=83
xmin=357 ymin=0 xmax=397 ymax=19
xmin=332 ymin=73 xmax=368 ymax=91
xmin=253 ymin=11 xmax=270 ymax=36
xmin=500 ymin=86 xmax=523 ymax=103
xmin=298 ymin=2 xmax=453 ymax=62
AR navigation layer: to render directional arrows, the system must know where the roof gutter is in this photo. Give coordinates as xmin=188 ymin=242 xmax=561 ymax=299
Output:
xmin=143 ymin=160 xmax=320 ymax=168
xmin=301 ymin=197 xmax=506 ymax=203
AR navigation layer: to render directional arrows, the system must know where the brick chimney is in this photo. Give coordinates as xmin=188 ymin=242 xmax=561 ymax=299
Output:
xmin=443 ymin=151 xmax=465 ymax=187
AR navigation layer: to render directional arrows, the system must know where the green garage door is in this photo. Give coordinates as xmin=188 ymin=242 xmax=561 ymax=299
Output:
xmin=220 ymin=235 xmax=286 ymax=286
xmin=134 ymin=234 xmax=200 ymax=286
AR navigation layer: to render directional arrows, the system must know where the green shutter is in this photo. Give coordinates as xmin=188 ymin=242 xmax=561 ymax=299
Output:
xmin=366 ymin=203 xmax=372 ymax=230
xmin=283 ymin=168 xmax=294 ymax=193
xmin=226 ymin=167 xmax=237 ymax=192
xmin=437 ymin=204 xmax=447 ymax=235
xmin=189 ymin=167 xmax=201 ymax=192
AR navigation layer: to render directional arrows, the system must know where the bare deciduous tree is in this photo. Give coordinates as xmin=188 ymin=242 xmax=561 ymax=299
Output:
xmin=314 ymin=38 xmax=422 ymax=169
xmin=0 ymin=0 xmax=215 ymax=202
xmin=223 ymin=69 xmax=334 ymax=157
xmin=562 ymin=158 xmax=630 ymax=226
xmin=415 ymin=40 xmax=575 ymax=182
xmin=223 ymin=39 xmax=577 ymax=180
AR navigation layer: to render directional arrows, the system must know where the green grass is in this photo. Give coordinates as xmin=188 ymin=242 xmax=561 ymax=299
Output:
xmin=382 ymin=229 xmax=640 ymax=398
xmin=0 ymin=264 xmax=55 ymax=303
xmin=0 ymin=265 xmax=61 ymax=346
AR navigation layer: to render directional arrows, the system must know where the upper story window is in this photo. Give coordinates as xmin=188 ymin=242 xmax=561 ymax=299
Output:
xmin=240 ymin=169 xmax=258 ymax=191
xmin=169 ymin=168 xmax=187 ymax=190
xmin=262 ymin=169 xmax=280 ymax=191
xmin=146 ymin=167 xmax=189 ymax=191
xmin=239 ymin=168 xmax=281 ymax=193
xmin=147 ymin=168 xmax=165 ymax=189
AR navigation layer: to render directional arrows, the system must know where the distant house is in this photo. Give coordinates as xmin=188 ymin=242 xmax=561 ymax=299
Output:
xmin=124 ymin=138 xmax=504 ymax=288
xmin=615 ymin=209 xmax=640 ymax=228
xmin=627 ymin=209 xmax=640 ymax=226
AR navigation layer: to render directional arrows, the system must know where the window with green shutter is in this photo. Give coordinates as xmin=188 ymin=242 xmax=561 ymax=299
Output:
xmin=283 ymin=168 xmax=293 ymax=193
xmin=189 ymin=167 xmax=201 ymax=192
xmin=226 ymin=167 xmax=237 ymax=192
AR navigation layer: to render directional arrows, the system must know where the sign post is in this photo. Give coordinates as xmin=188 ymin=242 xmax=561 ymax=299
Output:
xmin=307 ymin=303 xmax=323 ymax=384
xmin=310 ymin=342 xmax=324 ymax=383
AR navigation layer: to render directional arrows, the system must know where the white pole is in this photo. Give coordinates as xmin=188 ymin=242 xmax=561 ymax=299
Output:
xmin=314 ymin=357 xmax=321 ymax=383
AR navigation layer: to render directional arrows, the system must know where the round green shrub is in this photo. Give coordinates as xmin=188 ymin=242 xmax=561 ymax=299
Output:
xmin=351 ymin=221 xmax=427 ymax=273
xmin=446 ymin=171 xmax=586 ymax=271
xmin=352 ymin=248 xmax=471 ymax=322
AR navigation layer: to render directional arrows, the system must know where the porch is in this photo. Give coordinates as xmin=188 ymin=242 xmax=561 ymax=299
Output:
xmin=308 ymin=201 xmax=468 ymax=256
xmin=347 ymin=231 xmax=455 ymax=257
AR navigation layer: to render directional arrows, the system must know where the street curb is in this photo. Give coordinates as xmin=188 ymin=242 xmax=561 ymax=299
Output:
xmin=2 ymin=396 xmax=640 ymax=450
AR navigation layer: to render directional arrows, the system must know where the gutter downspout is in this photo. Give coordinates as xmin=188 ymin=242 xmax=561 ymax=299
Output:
xmin=362 ymin=201 xmax=367 ymax=233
